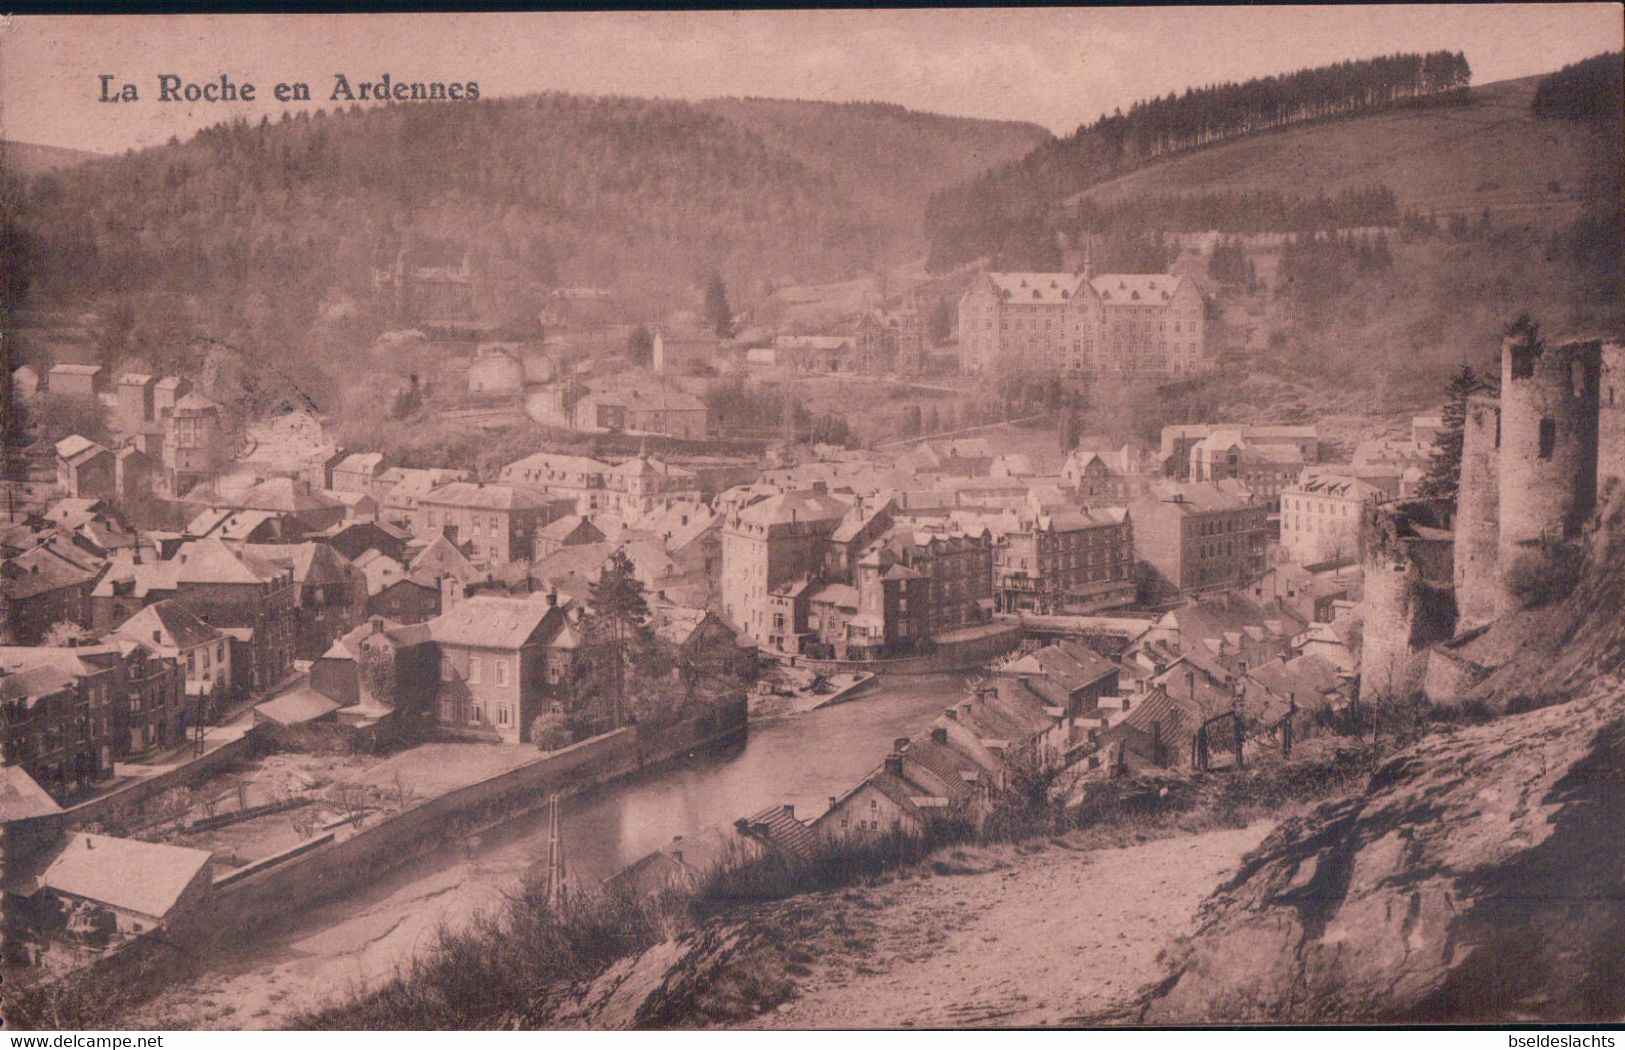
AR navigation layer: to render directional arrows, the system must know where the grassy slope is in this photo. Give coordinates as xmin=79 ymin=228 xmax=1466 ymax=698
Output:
xmin=1073 ymin=76 xmax=1617 ymax=229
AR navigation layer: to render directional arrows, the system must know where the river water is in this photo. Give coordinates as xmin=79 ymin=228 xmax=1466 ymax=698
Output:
xmin=142 ymin=673 xmax=969 ymax=1028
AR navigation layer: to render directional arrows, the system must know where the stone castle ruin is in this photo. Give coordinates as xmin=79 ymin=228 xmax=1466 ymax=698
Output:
xmin=1360 ymin=333 xmax=1623 ymax=699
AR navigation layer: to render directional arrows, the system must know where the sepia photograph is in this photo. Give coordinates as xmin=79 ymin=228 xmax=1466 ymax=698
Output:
xmin=0 ymin=3 xmax=1621 ymax=1034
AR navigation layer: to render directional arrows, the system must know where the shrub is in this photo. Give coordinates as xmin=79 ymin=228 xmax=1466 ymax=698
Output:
xmin=1504 ymin=541 xmax=1585 ymax=608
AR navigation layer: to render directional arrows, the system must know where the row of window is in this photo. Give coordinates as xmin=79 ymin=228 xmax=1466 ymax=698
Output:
xmin=440 ymin=654 xmax=513 ymax=686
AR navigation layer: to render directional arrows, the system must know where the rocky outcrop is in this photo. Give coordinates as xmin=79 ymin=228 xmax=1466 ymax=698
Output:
xmin=549 ymin=919 xmax=795 ymax=1029
xmin=1132 ymin=679 xmax=1625 ymax=1023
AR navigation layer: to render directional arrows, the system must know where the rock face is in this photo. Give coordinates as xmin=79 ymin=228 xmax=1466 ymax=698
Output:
xmin=1136 ymin=680 xmax=1625 ymax=1023
xmin=550 ymin=921 xmax=795 ymax=1030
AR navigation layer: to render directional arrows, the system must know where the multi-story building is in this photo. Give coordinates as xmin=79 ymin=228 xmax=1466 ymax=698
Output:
xmin=1161 ymin=424 xmax=1319 ymax=477
xmin=1130 ymin=480 xmax=1269 ymax=598
xmin=55 ymin=436 xmax=116 ymax=500
xmin=870 ymin=524 xmax=994 ymax=634
xmin=375 ymin=467 xmax=472 ymax=533
xmin=90 ymin=538 xmax=298 ymax=698
xmin=239 ymin=543 xmax=368 ymax=660
xmin=957 ymin=268 xmax=1206 ymax=377
xmin=110 ymin=599 xmax=231 ymax=717
xmin=0 ymin=648 xmax=122 ymax=798
xmin=162 ymin=392 xmax=227 ymax=497
xmin=990 ymin=508 xmax=1135 ymax=614
xmin=721 ymin=486 xmax=852 ymax=646
xmin=1188 ymin=430 xmax=1305 ymax=514
xmin=1279 ymin=471 xmax=1398 ymax=567
xmin=416 ymin=482 xmax=570 ymax=566
xmin=499 ymin=452 xmax=614 ymax=514
xmin=422 ymin=595 xmax=581 ymax=744
xmin=1061 ymin=446 xmax=1156 ymax=507
xmin=602 ymin=455 xmax=701 ymax=519
xmin=0 ymin=541 xmax=100 ymax=645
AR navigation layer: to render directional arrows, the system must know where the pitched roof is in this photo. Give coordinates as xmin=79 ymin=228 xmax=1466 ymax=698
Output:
xmin=240 ymin=542 xmax=363 ymax=587
xmin=419 ymin=481 xmax=546 ymax=511
xmin=235 ymin=477 xmax=342 ymax=514
xmin=738 ymin=805 xmax=820 ymax=860
xmin=173 ymin=538 xmax=288 ymax=586
xmin=985 ymin=272 xmax=1081 ymax=304
xmin=112 ymin=599 xmax=221 ymax=651
xmin=254 ymin=688 xmax=343 ymax=726
xmin=0 ymin=765 xmax=63 ymax=821
xmin=409 ymin=533 xmax=481 ymax=582
xmin=425 ymin=595 xmax=557 ymax=650
xmin=41 ymin=834 xmax=212 ymax=920
xmin=538 ymin=514 xmax=605 ymax=544
xmin=0 ymin=664 xmax=78 ymax=705
xmin=1090 ymin=273 xmax=1187 ymax=304
xmin=736 ymin=488 xmax=851 ymax=528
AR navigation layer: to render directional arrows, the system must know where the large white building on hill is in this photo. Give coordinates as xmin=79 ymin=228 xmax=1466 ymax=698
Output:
xmin=958 ymin=266 xmax=1207 ymax=378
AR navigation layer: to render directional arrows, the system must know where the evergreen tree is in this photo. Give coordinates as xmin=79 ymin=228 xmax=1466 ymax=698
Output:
xmin=626 ymin=324 xmax=654 ymax=367
xmin=703 ymin=273 xmax=734 ymax=338
xmin=1418 ymin=360 xmax=1489 ymax=502
xmin=585 ymin=549 xmax=651 ymax=726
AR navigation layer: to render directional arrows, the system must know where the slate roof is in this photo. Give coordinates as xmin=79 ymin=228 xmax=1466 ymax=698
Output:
xmin=40 ymin=834 xmax=212 ymax=921
xmin=254 ymin=688 xmax=343 ymax=726
xmin=736 ymin=488 xmax=851 ymax=528
xmin=0 ymin=765 xmax=63 ymax=822
xmin=738 ymin=804 xmax=820 ymax=860
xmin=420 ymin=481 xmax=547 ymax=512
xmin=425 ymin=595 xmax=557 ymax=650
xmin=112 ymin=599 xmax=221 ymax=651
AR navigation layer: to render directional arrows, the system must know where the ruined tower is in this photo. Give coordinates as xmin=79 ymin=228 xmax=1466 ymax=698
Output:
xmin=1599 ymin=342 xmax=1624 ymax=489
xmin=1359 ymin=500 xmax=1456 ymax=699
xmin=1453 ymin=393 xmax=1501 ymax=631
xmin=1494 ymin=335 xmax=1601 ymax=615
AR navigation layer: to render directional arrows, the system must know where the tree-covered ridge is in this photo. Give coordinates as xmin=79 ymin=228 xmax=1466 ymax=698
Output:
xmin=9 ymin=90 xmax=1046 ymax=344
xmin=925 ymin=51 xmax=1471 ymax=270
xmin=1093 ymin=51 xmax=1470 ymax=160
xmin=1532 ymin=51 xmax=1624 ymax=123
xmin=1071 ymin=185 xmax=1398 ymax=236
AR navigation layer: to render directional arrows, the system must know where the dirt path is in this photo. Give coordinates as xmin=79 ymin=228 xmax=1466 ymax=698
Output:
xmin=747 ymin=821 xmax=1274 ymax=1029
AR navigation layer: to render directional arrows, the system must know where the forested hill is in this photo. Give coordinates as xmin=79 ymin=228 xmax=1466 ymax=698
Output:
xmin=925 ymin=51 xmax=1473 ymax=270
xmin=694 ymin=98 xmax=1050 ymax=247
xmin=8 ymin=92 xmax=1047 ymax=332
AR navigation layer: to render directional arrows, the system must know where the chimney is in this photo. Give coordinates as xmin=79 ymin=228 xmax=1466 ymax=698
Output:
xmin=893 ymin=736 xmax=909 ymax=752
xmin=883 ymin=754 xmax=904 ymax=778
xmin=931 ymin=726 xmax=948 ymax=745
xmin=944 ymin=706 xmax=957 ymax=721
xmin=782 ymin=803 xmax=795 ymax=818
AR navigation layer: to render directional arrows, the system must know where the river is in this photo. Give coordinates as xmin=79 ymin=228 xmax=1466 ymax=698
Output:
xmin=132 ymin=672 xmax=969 ymax=1029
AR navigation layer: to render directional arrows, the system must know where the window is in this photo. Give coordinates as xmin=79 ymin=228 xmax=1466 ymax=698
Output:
xmin=1539 ymin=418 xmax=1557 ymax=460
xmin=468 ymin=657 xmax=482 ymax=684
xmin=496 ymin=660 xmax=509 ymax=686
xmin=440 ymin=656 xmax=453 ymax=682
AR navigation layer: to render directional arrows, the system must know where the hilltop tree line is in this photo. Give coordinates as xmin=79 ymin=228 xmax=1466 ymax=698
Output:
xmin=1531 ymin=51 xmax=1624 ymax=123
xmin=1092 ymin=52 xmax=1471 ymax=160
xmin=1071 ymin=185 xmax=1398 ymax=237
xmin=925 ymin=51 xmax=1471 ymax=271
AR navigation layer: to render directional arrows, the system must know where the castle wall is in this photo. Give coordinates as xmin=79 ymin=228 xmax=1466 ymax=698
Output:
xmin=1599 ymin=342 xmax=1625 ymax=489
xmin=1454 ymin=395 xmax=1501 ymax=631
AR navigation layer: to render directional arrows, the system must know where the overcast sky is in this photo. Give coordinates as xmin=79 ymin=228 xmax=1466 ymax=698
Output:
xmin=3 ymin=6 xmax=1619 ymax=154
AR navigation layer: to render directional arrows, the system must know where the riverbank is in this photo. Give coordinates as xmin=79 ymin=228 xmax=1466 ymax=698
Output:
xmin=42 ymin=675 xmax=968 ymax=1028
